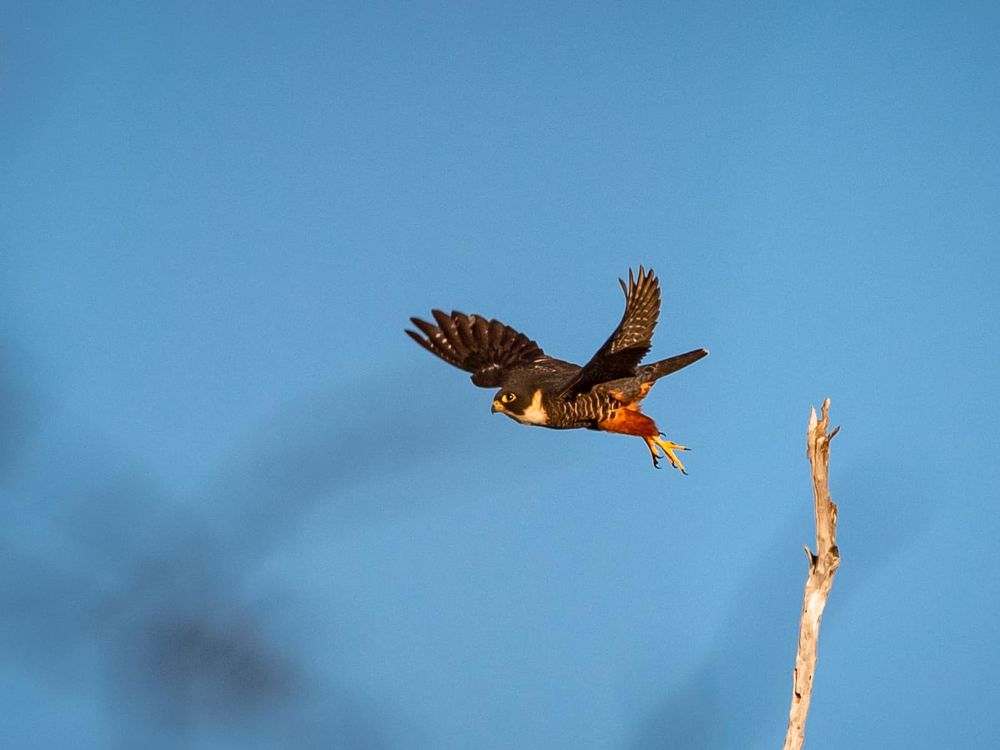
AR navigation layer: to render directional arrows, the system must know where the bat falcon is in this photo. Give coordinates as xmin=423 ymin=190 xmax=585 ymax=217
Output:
xmin=406 ymin=267 xmax=708 ymax=472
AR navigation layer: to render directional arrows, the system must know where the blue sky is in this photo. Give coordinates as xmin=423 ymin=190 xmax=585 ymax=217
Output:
xmin=2 ymin=2 xmax=998 ymax=748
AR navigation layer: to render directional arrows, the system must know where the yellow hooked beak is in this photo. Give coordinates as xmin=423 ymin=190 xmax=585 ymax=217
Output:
xmin=492 ymin=400 xmax=504 ymax=413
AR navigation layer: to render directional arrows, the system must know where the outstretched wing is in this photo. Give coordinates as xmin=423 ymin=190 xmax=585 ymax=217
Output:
xmin=560 ymin=266 xmax=661 ymax=396
xmin=407 ymin=310 xmax=550 ymax=388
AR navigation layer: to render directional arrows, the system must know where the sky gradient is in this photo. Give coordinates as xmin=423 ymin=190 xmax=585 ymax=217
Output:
xmin=2 ymin=2 xmax=999 ymax=748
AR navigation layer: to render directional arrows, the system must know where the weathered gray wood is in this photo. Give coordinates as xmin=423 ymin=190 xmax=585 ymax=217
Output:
xmin=782 ymin=398 xmax=841 ymax=750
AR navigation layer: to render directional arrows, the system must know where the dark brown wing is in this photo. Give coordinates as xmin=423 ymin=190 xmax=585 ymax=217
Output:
xmin=560 ymin=266 xmax=661 ymax=396
xmin=407 ymin=310 xmax=550 ymax=388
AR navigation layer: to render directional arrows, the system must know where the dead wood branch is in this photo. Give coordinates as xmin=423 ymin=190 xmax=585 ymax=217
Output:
xmin=782 ymin=398 xmax=841 ymax=750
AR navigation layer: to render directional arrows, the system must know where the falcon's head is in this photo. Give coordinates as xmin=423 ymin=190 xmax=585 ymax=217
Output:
xmin=491 ymin=386 xmax=548 ymax=425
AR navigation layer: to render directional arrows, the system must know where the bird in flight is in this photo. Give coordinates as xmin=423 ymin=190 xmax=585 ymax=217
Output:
xmin=406 ymin=267 xmax=708 ymax=472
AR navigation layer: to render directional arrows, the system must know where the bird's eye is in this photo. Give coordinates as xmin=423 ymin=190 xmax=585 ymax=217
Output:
xmin=501 ymin=392 xmax=516 ymax=403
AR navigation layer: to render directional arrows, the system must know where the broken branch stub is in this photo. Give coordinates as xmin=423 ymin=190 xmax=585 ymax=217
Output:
xmin=782 ymin=398 xmax=841 ymax=750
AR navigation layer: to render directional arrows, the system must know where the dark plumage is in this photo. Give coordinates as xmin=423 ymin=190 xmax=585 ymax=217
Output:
xmin=407 ymin=266 xmax=708 ymax=470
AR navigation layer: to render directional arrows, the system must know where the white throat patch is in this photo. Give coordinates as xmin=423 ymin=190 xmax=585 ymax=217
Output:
xmin=509 ymin=389 xmax=548 ymax=425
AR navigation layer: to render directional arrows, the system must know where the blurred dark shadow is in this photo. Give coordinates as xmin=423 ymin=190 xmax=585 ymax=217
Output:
xmin=628 ymin=448 xmax=932 ymax=748
xmin=0 ymin=361 xmax=447 ymax=748
xmin=199 ymin=380 xmax=459 ymax=566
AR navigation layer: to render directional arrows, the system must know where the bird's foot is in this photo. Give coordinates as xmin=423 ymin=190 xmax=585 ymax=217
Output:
xmin=644 ymin=434 xmax=689 ymax=474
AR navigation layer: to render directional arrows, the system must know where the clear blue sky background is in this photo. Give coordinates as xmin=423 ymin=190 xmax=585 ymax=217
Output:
xmin=2 ymin=2 xmax=998 ymax=748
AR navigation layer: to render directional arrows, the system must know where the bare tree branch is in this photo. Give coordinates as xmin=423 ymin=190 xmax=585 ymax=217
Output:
xmin=782 ymin=398 xmax=841 ymax=750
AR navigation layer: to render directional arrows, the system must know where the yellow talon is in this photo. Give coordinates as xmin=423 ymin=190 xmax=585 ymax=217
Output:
xmin=644 ymin=435 xmax=689 ymax=473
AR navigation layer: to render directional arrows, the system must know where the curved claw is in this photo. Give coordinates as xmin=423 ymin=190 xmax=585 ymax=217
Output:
xmin=644 ymin=434 xmax=689 ymax=473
